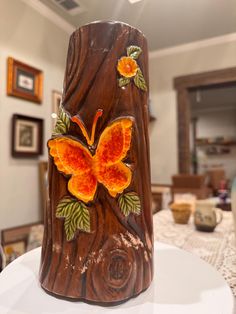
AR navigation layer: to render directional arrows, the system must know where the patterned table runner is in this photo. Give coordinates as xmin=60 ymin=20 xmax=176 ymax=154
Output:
xmin=153 ymin=209 xmax=236 ymax=296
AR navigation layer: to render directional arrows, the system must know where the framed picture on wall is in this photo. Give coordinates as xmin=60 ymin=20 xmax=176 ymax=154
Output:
xmin=51 ymin=90 xmax=62 ymax=128
xmin=12 ymin=114 xmax=44 ymax=158
xmin=7 ymin=57 xmax=43 ymax=104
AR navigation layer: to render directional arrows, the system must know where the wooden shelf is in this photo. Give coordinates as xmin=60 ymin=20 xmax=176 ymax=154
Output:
xmin=196 ymin=141 xmax=236 ymax=146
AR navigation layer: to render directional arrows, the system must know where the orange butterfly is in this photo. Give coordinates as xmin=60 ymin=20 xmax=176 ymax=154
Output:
xmin=48 ymin=110 xmax=133 ymax=203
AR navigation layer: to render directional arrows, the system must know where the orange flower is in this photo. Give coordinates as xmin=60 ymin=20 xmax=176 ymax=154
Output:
xmin=117 ymin=56 xmax=138 ymax=78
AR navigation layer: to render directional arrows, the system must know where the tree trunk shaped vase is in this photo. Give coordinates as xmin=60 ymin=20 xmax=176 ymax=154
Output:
xmin=39 ymin=21 xmax=153 ymax=305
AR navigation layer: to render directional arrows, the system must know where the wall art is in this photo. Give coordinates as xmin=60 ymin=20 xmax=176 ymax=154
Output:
xmin=7 ymin=57 xmax=43 ymax=104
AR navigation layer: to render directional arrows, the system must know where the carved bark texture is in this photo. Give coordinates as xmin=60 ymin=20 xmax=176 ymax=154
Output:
xmin=39 ymin=21 xmax=153 ymax=304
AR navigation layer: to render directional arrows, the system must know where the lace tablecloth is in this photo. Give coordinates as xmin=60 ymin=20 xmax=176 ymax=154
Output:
xmin=153 ymin=210 xmax=236 ymax=296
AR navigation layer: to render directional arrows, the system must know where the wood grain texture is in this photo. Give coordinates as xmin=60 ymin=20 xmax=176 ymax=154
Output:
xmin=39 ymin=21 xmax=153 ymax=304
xmin=177 ymin=88 xmax=191 ymax=173
xmin=174 ymin=67 xmax=236 ymax=89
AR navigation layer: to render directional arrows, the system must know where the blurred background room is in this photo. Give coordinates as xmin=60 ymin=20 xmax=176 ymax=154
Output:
xmin=0 ymin=0 xmax=235 ymax=307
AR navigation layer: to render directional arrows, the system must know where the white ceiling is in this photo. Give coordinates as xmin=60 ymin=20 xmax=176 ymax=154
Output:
xmin=38 ymin=0 xmax=236 ymax=51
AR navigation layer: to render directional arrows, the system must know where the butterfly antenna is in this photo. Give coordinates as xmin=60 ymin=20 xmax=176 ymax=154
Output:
xmin=71 ymin=116 xmax=91 ymax=145
xmin=90 ymin=109 xmax=103 ymax=146
xmin=71 ymin=109 xmax=103 ymax=146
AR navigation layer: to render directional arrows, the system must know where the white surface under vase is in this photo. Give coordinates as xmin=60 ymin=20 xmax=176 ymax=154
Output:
xmin=0 ymin=243 xmax=234 ymax=314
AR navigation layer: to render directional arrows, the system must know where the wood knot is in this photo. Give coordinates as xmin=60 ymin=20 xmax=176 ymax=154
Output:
xmin=103 ymin=249 xmax=133 ymax=289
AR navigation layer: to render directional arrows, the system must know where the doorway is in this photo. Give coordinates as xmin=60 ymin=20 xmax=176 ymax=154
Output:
xmin=174 ymin=67 xmax=236 ymax=174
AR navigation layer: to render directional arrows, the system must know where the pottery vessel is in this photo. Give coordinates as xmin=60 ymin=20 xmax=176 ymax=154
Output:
xmin=194 ymin=200 xmax=223 ymax=232
xmin=39 ymin=21 xmax=153 ymax=305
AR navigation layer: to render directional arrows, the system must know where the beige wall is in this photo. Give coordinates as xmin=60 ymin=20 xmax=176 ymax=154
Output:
xmin=0 ymin=0 xmax=69 ymax=229
xmin=149 ymin=40 xmax=236 ymax=184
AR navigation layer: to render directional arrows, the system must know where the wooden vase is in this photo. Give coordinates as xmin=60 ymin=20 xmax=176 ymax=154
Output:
xmin=39 ymin=21 xmax=153 ymax=305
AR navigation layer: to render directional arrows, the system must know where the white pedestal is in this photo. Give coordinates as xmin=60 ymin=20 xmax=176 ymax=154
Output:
xmin=0 ymin=242 xmax=234 ymax=314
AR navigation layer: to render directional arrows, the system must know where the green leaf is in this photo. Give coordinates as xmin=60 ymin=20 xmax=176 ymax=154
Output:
xmin=127 ymin=46 xmax=142 ymax=59
xmin=56 ymin=197 xmax=90 ymax=241
xmin=119 ymin=77 xmax=130 ymax=88
xmin=73 ymin=202 xmax=90 ymax=233
xmin=118 ymin=192 xmax=141 ymax=217
xmin=53 ymin=106 xmax=70 ymax=136
xmin=134 ymin=68 xmax=147 ymax=92
xmin=56 ymin=197 xmax=77 ymax=217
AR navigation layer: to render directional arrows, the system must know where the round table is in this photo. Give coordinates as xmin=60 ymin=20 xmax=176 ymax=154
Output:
xmin=0 ymin=242 xmax=234 ymax=314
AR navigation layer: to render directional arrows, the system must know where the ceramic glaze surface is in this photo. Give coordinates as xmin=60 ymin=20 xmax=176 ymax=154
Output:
xmin=39 ymin=21 xmax=153 ymax=304
xmin=194 ymin=201 xmax=223 ymax=232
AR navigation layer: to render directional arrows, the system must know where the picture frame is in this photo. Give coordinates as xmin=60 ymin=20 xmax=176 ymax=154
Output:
xmin=7 ymin=57 xmax=43 ymax=104
xmin=52 ymin=90 xmax=62 ymax=128
xmin=3 ymin=239 xmax=27 ymax=265
xmin=12 ymin=114 xmax=44 ymax=158
xmin=1 ymin=222 xmax=43 ymax=246
xmin=26 ymin=224 xmax=44 ymax=252
xmin=1 ymin=222 xmax=44 ymax=266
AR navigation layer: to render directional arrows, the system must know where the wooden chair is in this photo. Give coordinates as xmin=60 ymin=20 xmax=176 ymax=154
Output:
xmin=207 ymin=169 xmax=226 ymax=195
xmin=151 ymin=184 xmax=172 ymax=213
xmin=172 ymin=174 xmax=212 ymax=200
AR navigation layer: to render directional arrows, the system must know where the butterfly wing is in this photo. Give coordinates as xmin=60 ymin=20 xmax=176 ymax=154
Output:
xmin=94 ymin=118 xmax=133 ymax=197
xmin=95 ymin=118 xmax=132 ymax=165
xmin=68 ymin=172 xmax=97 ymax=203
xmin=48 ymin=137 xmax=97 ymax=203
xmin=96 ymin=163 xmax=132 ymax=197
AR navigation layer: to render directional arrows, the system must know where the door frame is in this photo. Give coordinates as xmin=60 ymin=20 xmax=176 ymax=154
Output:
xmin=174 ymin=67 xmax=236 ymax=173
